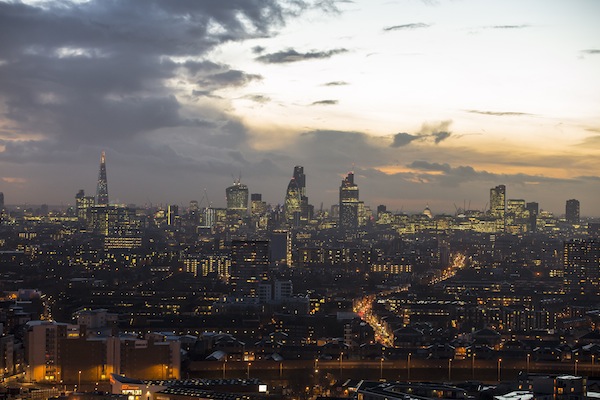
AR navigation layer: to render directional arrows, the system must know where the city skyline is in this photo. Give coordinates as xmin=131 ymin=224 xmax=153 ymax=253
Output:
xmin=1 ymin=1 xmax=599 ymax=214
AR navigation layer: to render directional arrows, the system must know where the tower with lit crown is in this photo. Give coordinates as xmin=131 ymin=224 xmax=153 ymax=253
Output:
xmin=96 ymin=151 xmax=109 ymax=206
xmin=339 ymin=172 xmax=359 ymax=231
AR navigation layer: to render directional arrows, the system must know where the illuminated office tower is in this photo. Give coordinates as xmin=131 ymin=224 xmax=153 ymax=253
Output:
xmin=490 ymin=185 xmax=506 ymax=218
xmin=284 ymin=178 xmax=302 ymax=226
xmin=75 ymin=189 xmax=95 ymax=223
xmin=563 ymin=239 xmax=600 ymax=296
xmin=96 ymin=151 xmax=109 ymax=206
xmin=226 ymin=179 xmax=249 ymax=218
xmin=230 ymin=240 xmax=270 ymax=301
xmin=339 ymin=172 xmax=360 ymax=231
xmin=566 ymin=199 xmax=580 ymax=224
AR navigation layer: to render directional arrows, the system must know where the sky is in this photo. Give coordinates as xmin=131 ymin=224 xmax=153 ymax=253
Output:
xmin=0 ymin=0 xmax=599 ymax=215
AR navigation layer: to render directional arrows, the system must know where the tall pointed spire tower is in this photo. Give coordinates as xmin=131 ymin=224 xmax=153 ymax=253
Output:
xmin=96 ymin=151 xmax=109 ymax=206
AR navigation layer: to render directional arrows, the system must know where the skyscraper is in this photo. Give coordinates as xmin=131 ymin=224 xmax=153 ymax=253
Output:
xmin=293 ymin=166 xmax=306 ymax=197
xmin=75 ymin=189 xmax=95 ymax=223
xmin=526 ymin=202 xmax=539 ymax=232
xmin=339 ymin=172 xmax=359 ymax=231
xmin=226 ymin=179 xmax=249 ymax=218
xmin=284 ymin=178 xmax=302 ymax=226
xmin=0 ymin=192 xmax=4 ymax=211
xmin=96 ymin=151 xmax=109 ymax=206
xmin=283 ymin=166 xmax=312 ymax=227
xmin=490 ymin=185 xmax=506 ymax=219
xmin=566 ymin=199 xmax=580 ymax=224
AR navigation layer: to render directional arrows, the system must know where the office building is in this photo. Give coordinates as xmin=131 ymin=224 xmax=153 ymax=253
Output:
xmin=284 ymin=177 xmax=302 ymax=226
xmin=490 ymin=185 xmax=506 ymax=219
xmin=566 ymin=199 xmax=580 ymax=224
xmin=270 ymin=230 xmax=292 ymax=266
xmin=75 ymin=189 xmax=96 ymax=223
xmin=0 ymin=192 xmax=4 ymax=211
xmin=96 ymin=151 xmax=109 ymax=206
xmin=339 ymin=172 xmax=360 ymax=231
xmin=526 ymin=202 xmax=539 ymax=232
xmin=225 ymin=179 xmax=248 ymax=219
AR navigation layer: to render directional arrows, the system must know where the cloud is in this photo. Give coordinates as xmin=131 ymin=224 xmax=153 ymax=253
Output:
xmin=466 ymin=110 xmax=533 ymax=117
xmin=391 ymin=132 xmax=419 ymax=147
xmin=491 ymin=24 xmax=529 ymax=29
xmin=199 ymin=70 xmax=262 ymax=88
xmin=0 ymin=0 xmax=331 ymax=167
xmin=323 ymin=81 xmax=349 ymax=86
xmin=581 ymin=49 xmax=600 ymax=55
xmin=244 ymin=94 xmax=271 ymax=104
xmin=432 ymin=131 xmax=451 ymax=144
xmin=311 ymin=99 xmax=338 ymax=106
xmin=390 ymin=120 xmax=454 ymax=147
xmin=407 ymin=161 xmax=451 ymax=172
xmin=255 ymin=48 xmax=348 ymax=63
xmin=383 ymin=23 xmax=430 ymax=32
xmin=252 ymin=45 xmax=266 ymax=54
xmin=401 ymin=160 xmax=572 ymax=187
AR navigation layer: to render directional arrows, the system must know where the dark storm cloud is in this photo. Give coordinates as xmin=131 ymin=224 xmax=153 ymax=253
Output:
xmin=0 ymin=0 xmax=329 ymax=167
xmin=466 ymin=110 xmax=532 ymax=116
xmin=255 ymin=48 xmax=348 ymax=63
xmin=311 ymin=99 xmax=338 ymax=106
xmin=391 ymin=132 xmax=419 ymax=147
xmin=581 ymin=49 xmax=600 ymax=55
xmin=383 ymin=23 xmax=430 ymax=32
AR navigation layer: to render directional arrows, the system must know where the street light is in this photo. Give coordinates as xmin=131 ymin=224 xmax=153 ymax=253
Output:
xmin=78 ymin=370 xmax=81 ymax=392
xmin=497 ymin=358 xmax=502 ymax=382
xmin=448 ymin=359 xmax=452 ymax=381
xmin=575 ymin=359 xmax=579 ymax=375
xmin=527 ymin=353 xmax=530 ymax=374
xmin=407 ymin=353 xmax=412 ymax=381
xmin=380 ymin=357 xmax=384 ymax=380
xmin=222 ymin=359 xmax=227 ymax=379
xmin=339 ymin=352 xmax=344 ymax=378
xmin=592 ymin=355 xmax=596 ymax=376
xmin=472 ymin=353 xmax=476 ymax=380
xmin=247 ymin=362 xmax=251 ymax=379
xmin=314 ymin=358 xmax=319 ymax=373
